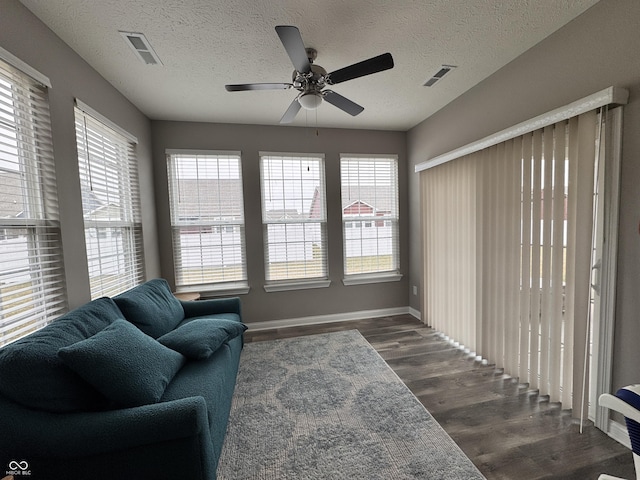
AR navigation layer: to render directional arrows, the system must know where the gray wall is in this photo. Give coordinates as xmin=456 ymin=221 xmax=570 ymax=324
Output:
xmin=0 ymin=0 xmax=160 ymax=309
xmin=407 ymin=0 xmax=640 ymax=393
xmin=1 ymin=0 xmax=410 ymax=326
xmin=151 ymin=121 xmax=409 ymax=324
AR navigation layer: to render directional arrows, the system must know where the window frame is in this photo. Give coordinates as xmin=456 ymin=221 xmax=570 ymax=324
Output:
xmin=74 ymin=101 xmax=145 ymax=299
xmin=340 ymin=154 xmax=402 ymax=285
xmin=0 ymin=52 xmax=67 ymax=346
xmin=166 ymin=149 xmax=249 ymax=296
xmin=259 ymin=152 xmax=330 ymax=292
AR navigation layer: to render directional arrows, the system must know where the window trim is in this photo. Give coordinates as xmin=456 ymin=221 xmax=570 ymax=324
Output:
xmin=0 ymin=45 xmax=51 ymax=88
xmin=166 ymin=149 xmax=249 ymax=292
xmin=177 ymin=282 xmax=250 ymax=297
xmin=0 ymin=55 xmax=66 ymax=346
xmin=75 ymin=101 xmax=145 ymax=299
xmin=342 ymin=273 xmax=403 ymax=286
xmin=259 ymin=152 xmax=329 ymax=290
xmin=76 ymin=99 xmax=138 ymax=144
xmin=263 ymin=279 xmax=331 ymax=293
xmin=340 ymin=154 xmax=401 ymax=282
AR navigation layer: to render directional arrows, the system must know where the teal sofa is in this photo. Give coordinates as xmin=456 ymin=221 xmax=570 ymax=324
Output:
xmin=0 ymin=278 xmax=246 ymax=480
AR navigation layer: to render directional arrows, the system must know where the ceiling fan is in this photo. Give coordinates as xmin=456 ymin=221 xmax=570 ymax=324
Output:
xmin=225 ymin=25 xmax=394 ymax=124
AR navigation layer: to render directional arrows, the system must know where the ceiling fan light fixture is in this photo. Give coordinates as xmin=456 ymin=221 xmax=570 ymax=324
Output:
xmin=298 ymin=92 xmax=323 ymax=110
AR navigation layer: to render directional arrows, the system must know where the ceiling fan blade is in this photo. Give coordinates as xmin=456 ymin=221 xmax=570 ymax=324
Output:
xmin=323 ymin=91 xmax=364 ymax=116
xmin=225 ymin=83 xmax=292 ymax=92
xmin=275 ymin=25 xmax=311 ymax=74
xmin=327 ymin=53 xmax=394 ymax=85
xmin=280 ymin=98 xmax=302 ymax=124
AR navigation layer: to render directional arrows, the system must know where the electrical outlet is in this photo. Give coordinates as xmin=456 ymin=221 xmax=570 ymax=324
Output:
xmin=412 ymin=285 xmax=418 ymax=296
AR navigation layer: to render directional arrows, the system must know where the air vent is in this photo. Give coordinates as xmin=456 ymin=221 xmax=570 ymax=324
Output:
xmin=423 ymin=65 xmax=456 ymax=87
xmin=119 ymin=31 xmax=163 ymax=65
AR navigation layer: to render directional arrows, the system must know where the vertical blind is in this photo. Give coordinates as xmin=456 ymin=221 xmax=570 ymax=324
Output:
xmin=166 ymin=151 xmax=247 ymax=290
xmin=0 ymin=59 xmax=66 ymax=346
xmin=421 ymin=110 xmax=601 ymax=416
xmin=260 ymin=153 xmax=327 ymax=282
xmin=75 ymin=105 xmax=144 ymax=299
xmin=340 ymin=155 xmax=400 ymax=277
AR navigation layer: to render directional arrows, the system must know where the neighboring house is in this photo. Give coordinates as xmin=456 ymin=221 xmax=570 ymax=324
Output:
xmin=342 ymin=199 xmax=394 ymax=259
xmin=83 ymin=201 xmax=128 ymax=277
xmin=171 ymin=178 xmax=246 ymax=267
xmin=312 ymin=185 xmax=395 ymax=259
xmin=173 ymin=179 xmax=394 ymax=267
xmin=171 ymin=178 xmax=244 ymax=222
xmin=0 ymin=170 xmax=28 ymax=284
xmin=0 ymin=169 xmax=23 ymax=222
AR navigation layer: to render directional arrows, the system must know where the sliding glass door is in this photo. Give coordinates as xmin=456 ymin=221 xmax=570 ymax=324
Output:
xmin=419 ymin=103 xmax=623 ymax=427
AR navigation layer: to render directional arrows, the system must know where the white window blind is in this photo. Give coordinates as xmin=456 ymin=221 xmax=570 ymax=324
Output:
xmin=260 ymin=153 xmax=327 ymax=283
xmin=167 ymin=151 xmax=247 ymax=291
xmin=75 ymin=105 xmax=144 ymax=299
xmin=341 ymin=155 xmax=399 ymax=277
xmin=421 ymin=109 xmax=603 ymax=418
xmin=0 ymin=58 xmax=66 ymax=346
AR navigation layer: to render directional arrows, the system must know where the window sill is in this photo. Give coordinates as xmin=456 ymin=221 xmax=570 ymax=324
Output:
xmin=342 ymin=273 xmax=403 ymax=286
xmin=177 ymin=283 xmax=250 ymax=297
xmin=263 ymin=279 xmax=331 ymax=293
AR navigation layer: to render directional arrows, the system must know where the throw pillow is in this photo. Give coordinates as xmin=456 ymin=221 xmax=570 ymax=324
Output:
xmin=0 ymin=297 xmax=123 ymax=412
xmin=113 ymin=278 xmax=185 ymax=338
xmin=157 ymin=318 xmax=247 ymax=359
xmin=58 ymin=319 xmax=185 ymax=407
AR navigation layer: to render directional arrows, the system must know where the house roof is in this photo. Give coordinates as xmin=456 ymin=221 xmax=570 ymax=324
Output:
xmin=0 ymin=170 xmax=114 ymax=220
xmin=341 ymin=185 xmax=395 ymax=213
xmin=172 ymin=178 xmax=244 ymax=219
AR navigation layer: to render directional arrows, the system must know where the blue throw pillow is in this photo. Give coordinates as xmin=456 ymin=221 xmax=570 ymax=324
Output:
xmin=157 ymin=318 xmax=247 ymax=359
xmin=58 ymin=320 xmax=185 ymax=407
xmin=113 ymin=278 xmax=185 ymax=338
xmin=0 ymin=297 xmax=123 ymax=412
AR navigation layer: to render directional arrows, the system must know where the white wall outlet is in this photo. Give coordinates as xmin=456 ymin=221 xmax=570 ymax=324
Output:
xmin=412 ymin=285 xmax=418 ymax=296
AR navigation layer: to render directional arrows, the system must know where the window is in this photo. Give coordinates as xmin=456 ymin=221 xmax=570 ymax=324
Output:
xmin=260 ymin=153 xmax=328 ymax=289
xmin=167 ymin=151 xmax=247 ymax=293
xmin=75 ymin=102 xmax=144 ymax=298
xmin=340 ymin=155 xmax=400 ymax=282
xmin=0 ymin=55 xmax=66 ymax=346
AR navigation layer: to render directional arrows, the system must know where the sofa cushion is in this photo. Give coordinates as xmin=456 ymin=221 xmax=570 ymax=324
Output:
xmin=0 ymin=297 xmax=122 ymax=412
xmin=161 ymin=334 xmax=243 ymax=468
xmin=113 ymin=278 xmax=185 ymax=338
xmin=58 ymin=319 xmax=186 ymax=408
xmin=157 ymin=318 xmax=247 ymax=359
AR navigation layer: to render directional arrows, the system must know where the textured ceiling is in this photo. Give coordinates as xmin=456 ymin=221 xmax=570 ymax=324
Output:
xmin=19 ymin=0 xmax=600 ymax=131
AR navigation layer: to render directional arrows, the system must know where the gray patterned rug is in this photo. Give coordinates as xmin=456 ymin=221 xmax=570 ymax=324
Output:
xmin=217 ymin=330 xmax=485 ymax=479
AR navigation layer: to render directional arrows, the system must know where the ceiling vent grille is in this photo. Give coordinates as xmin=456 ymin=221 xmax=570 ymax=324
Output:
xmin=119 ymin=31 xmax=163 ymax=65
xmin=423 ymin=65 xmax=456 ymax=87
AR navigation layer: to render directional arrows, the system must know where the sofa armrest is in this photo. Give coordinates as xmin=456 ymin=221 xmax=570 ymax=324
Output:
xmin=1 ymin=395 xmax=209 ymax=458
xmin=181 ymin=296 xmax=242 ymax=320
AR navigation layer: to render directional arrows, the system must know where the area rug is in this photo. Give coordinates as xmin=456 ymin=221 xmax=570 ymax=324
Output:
xmin=217 ymin=330 xmax=485 ymax=479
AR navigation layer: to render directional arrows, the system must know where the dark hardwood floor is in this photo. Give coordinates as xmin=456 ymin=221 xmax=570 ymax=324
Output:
xmin=245 ymin=314 xmax=636 ymax=480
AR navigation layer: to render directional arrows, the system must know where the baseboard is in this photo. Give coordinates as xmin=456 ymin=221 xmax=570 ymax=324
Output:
xmin=247 ymin=306 xmax=415 ymax=332
xmin=606 ymin=418 xmax=631 ymax=450
xmin=409 ymin=306 xmax=421 ymax=321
